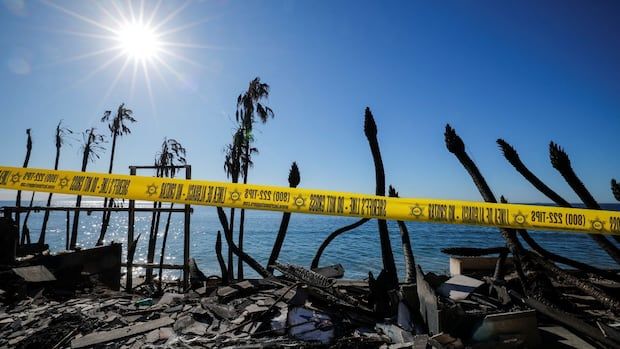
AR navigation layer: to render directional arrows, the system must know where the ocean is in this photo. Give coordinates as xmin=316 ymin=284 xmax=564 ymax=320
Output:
xmin=4 ymin=200 xmax=619 ymax=280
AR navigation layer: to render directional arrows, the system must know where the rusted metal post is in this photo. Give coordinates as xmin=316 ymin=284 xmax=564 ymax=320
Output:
xmin=183 ymin=165 xmax=191 ymax=290
xmin=126 ymin=166 xmax=136 ymax=291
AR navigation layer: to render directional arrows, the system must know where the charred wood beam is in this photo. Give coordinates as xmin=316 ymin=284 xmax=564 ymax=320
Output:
xmin=216 ymin=206 xmax=271 ymax=278
xmin=510 ymin=290 xmax=620 ymax=348
xmin=550 ymin=142 xmax=620 ymax=248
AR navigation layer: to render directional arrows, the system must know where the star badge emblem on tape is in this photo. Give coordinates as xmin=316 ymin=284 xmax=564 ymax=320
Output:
xmin=146 ymin=183 xmax=158 ymax=197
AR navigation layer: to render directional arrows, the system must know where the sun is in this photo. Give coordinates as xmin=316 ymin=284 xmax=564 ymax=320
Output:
xmin=43 ymin=0 xmax=215 ymax=112
xmin=116 ymin=21 xmax=161 ymax=61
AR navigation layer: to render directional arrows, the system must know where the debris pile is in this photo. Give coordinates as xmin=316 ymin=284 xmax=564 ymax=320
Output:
xmin=1 ymin=257 xmax=617 ymax=348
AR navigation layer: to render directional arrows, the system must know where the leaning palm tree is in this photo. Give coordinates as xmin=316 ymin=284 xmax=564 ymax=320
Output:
xmin=235 ymin=77 xmax=274 ymax=279
xmin=145 ymin=138 xmax=186 ymax=283
xmin=70 ymin=128 xmax=105 ymax=249
xmin=39 ymin=121 xmax=72 ymax=245
xmin=549 ymin=142 xmax=620 ymax=247
xmin=222 ymin=128 xmax=244 ymax=281
xmin=497 ymin=139 xmax=620 ymax=269
xmin=266 ymin=162 xmax=300 ymax=272
xmin=16 ymin=129 xmax=32 ymax=243
xmin=97 ymin=103 xmax=136 ymax=246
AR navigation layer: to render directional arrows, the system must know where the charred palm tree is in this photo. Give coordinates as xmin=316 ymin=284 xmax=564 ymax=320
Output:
xmin=216 ymin=206 xmax=270 ymax=278
xmin=497 ymin=140 xmax=620 ymax=277
xmin=222 ymin=128 xmax=244 ymax=281
xmin=97 ymin=103 xmax=136 ymax=246
xmin=364 ymin=108 xmax=398 ymax=289
xmin=388 ymin=185 xmax=416 ymax=283
xmin=266 ymin=162 xmax=300 ymax=272
xmin=146 ymin=138 xmax=186 ymax=283
xmin=17 ymin=129 xmax=32 ymax=244
xmin=549 ymin=142 xmax=620 ymax=253
xmin=446 ymin=125 xmax=618 ymax=310
xmin=445 ymin=126 xmax=525 ymax=252
xmin=236 ymin=77 xmax=274 ymax=280
xmin=446 ymin=125 xmax=543 ymax=297
xmin=39 ymin=121 xmax=72 ymax=245
xmin=70 ymin=128 xmax=105 ymax=249
xmin=157 ymin=141 xmax=187 ymax=289
xmin=612 ymin=179 xmax=620 ymax=202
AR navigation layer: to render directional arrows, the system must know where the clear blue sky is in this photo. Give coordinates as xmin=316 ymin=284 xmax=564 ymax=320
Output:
xmin=1 ymin=0 xmax=619 ymax=203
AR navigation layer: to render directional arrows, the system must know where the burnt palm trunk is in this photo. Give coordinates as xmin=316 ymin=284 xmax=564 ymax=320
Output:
xmin=364 ymin=108 xmax=398 ymax=288
xmin=216 ymin=206 xmax=270 ymax=278
xmin=70 ymin=135 xmax=92 ymax=250
xmin=445 ymin=126 xmax=525 ymax=254
xmin=388 ymin=185 xmax=416 ymax=283
xmin=498 ymin=140 xmax=620 ymax=274
xmin=146 ymin=198 xmax=163 ymax=283
xmin=445 ymin=125 xmax=531 ymax=294
xmin=97 ymin=132 xmax=118 ymax=246
xmin=311 ymin=218 xmax=370 ymax=269
xmin=157 ymin=203 xmax=174 ymax=290
xmin=39 ymin=133 xmax=62 ymax=245
xmin=17 ymin=129 xmax=32 ymax=244
xmin=549 ymin=142 xmax=620 ymax=258
xmin=237 ymin=141 xmax=250 ymax=280
xmin=227 ymin=207 xmax=236 ymax=281
xmin=267 ymin=162 xmax=300 ymax=272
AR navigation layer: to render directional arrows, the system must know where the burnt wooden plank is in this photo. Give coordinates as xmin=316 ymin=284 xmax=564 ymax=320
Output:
xmin=70 ymin=317 xmax=174 ymax=348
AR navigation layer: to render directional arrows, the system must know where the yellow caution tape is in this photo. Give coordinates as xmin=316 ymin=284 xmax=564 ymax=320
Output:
xmin=0 ymin=165 xmax=619 ymax=235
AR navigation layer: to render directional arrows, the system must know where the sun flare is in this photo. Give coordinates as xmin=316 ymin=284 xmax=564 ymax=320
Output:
xmin=116 ymin=22 xmax=161 ymax=61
